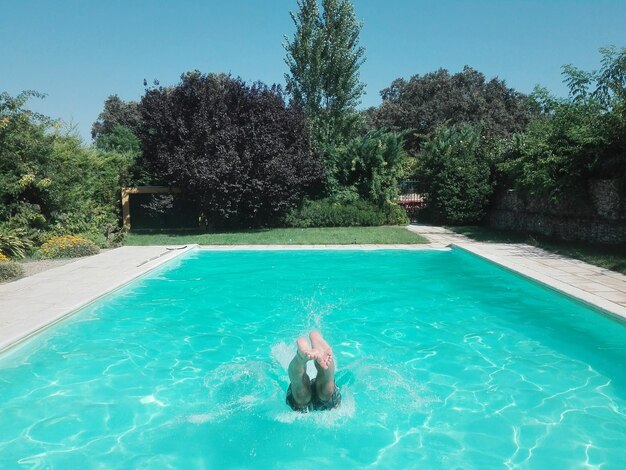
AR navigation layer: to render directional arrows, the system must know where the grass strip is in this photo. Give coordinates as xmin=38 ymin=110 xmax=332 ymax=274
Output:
xmin=124 ymin=226 xmax=428 ymax=246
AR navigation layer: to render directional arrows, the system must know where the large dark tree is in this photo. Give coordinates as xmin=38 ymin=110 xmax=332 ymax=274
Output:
xmin=138 ymin=72 xmax=324 ymax=227
xmin=371 ymin=66 xmax=535 ymax=154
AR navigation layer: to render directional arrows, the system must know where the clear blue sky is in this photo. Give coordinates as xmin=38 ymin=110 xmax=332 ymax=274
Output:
xmin=2 ymin=0 xmax=626 ymax=142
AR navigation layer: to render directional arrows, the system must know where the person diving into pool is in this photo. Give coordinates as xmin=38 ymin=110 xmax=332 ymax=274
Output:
xmin=286 ymin=331 xmax=341 ymax=413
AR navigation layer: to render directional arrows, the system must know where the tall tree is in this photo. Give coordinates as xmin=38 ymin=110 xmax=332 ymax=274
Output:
xmin=284 ymin=0 xmax=324 ymax=119
xmin=284 ymin=0 xmax=366 ymax=151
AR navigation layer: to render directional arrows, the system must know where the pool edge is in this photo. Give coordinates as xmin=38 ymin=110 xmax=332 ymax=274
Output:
xmin=0 ymin=245 xmax=199 ymax=355
xmin=196 ymin=244 xmax=448 ymax=251
xmin=451 ymin=243 xmax=626 ymax=323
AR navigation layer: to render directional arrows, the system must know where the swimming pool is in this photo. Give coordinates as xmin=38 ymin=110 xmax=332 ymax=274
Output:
xmin=0 ymin=248 xmax=625 ymax=468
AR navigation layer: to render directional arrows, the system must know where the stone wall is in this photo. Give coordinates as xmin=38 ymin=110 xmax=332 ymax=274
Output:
xmin=487 ymin=179 xmax=626 ymax=244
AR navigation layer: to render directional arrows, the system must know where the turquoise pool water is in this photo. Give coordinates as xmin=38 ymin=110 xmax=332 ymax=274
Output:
xmin=1 ymin=248 xmax=625 ymax=468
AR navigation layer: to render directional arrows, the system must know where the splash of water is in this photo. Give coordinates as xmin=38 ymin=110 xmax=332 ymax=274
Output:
xmin=187 ymin=361 xmax=277 ymax=424
xmin=188 ymin=336 xmax=351 ymax=426
xmin=296 ymin=290 xmax=342 ymax=333
xmin=270 ymin=341 xmax=294 ymax=371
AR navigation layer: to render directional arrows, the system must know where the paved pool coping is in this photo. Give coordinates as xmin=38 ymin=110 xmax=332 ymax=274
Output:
xmin=195 ymin=244 xmax=443 ymax=251
xmin=1 ymin=229 xmax=625 ymax=354
xmin=0 ymin=245 xmax=198 ymax=353
xmin=407 ymin=224 xmax=626 ymax=322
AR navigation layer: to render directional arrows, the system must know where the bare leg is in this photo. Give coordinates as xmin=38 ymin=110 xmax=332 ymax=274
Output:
xmin=309 ymin=331 xmax=336 ymax=401
xmin=287 ymin=338 xmax=313 ymax=407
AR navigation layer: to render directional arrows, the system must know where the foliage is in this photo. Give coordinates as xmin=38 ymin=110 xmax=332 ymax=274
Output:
xmin=0 ymin=252 xmax=9 ymax=261
xmin=417 ymin=124 xmax=493 ymax=224
xmin=0 ymin=91 xmax=53 ymax=224
xmin=46 ymin=137 xmax=132 ymax=239
xmin=91 ymin=95 xmax=141 ymax=142
xmin=92 ymin=97 xmax=151 ymax=186
xmin=496 ymin=96 xmax=605 ymax=201
xmin=0 ymin=259 xmax=24 ymax=282
xmin=371 ymin=66 xmax=535 ymax=154
xmin=332 ymin=130 xmax=408 ymax=205
xmin=0 ymin=227 xmax=32 ymax=259
xmin=95 ymin=124 xmax=141 ymax=154
xmin=562 ymin=46 xmax=626 ymax=110
xmin=496 ymin=47 xmax=626 ymax=201
xmin=283 ymin=198 xmax=408 ymax=227
xmin=40 ymin=235 xmax=100 ymax=259
xmin=284 ymin=0 xmax=366 ymax=156
xmin=138 ymin=71 xmax=324 ymax=228
xmin=0 ymin=91 xmax=132 ymax=246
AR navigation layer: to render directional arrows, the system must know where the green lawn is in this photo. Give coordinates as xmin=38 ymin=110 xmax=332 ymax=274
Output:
xmin=124 ymin=226 xmax=428 ymax=246
xmin=449 ymin=225 xmax=626 ymax=275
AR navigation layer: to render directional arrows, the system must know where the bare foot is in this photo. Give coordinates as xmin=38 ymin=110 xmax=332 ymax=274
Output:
xmin=296 ymin=338 xmax=315 ymax=362
xmin=309 ymin=331 xmax=333 ymax=370
xmin=296 ymin=336 xmax=332 ymax=370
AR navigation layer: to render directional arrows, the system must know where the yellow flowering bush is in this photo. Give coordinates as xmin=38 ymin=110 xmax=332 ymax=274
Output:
xmin=0 ymin=252 xmax=10 ymax=262
xmin=40 ymin=235 xmax=99 ymax=259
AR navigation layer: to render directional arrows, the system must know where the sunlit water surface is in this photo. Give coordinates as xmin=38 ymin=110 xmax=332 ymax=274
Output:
xmin=1 ymin=249 xmax=625 ymax=468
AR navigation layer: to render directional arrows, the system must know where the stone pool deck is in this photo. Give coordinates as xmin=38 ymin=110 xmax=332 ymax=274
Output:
xmin=0 ymin=245 xmax=198 ymax=353
xmin=407 ymin=224 xmax=626 ymax=321
xmin=1 ymin=229 xmax=625 ymax=353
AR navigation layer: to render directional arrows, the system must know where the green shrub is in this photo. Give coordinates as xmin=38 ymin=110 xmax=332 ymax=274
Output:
xmin=382 ymin=203 xmax=410 ymax=225
xmin=1 ymin=92 xmax=133 ymax=247
xmin=496 ymin=48 xmax=626 ymax=203
xmin=283 ymin=198 xmax=408 ymax=227
xmin=417 ymin=124 xmax=493 ymax=224
xmin=0 ymin=259 xmax=24 ymax=282
xmin=0 ymin=227 xmax=32 ymax=259
xmin=40 ymin=235 xmax=100 ymax=259
xmin=331 ymin=130 xmax=408 ymax=206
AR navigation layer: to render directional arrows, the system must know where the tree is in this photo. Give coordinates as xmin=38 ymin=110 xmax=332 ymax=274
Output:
xmin=562 ymin=46 xmax=626 ymax=176
xmin=371 ymin=66 xmax=534 ymax=154
xmin=0 ymin=91 xmax=54 ymax=226
xmin=333 ymin=130 xmax=407 ymax=206
xmin=563 ymin=46 xmax=626 ymax=111
xmin=497 ymin=48 xmax=626 ymax=202
xmin=138 ymin=72 xmax=324 ymax=227
xmin=91 ymin=95 xmax=142 ymax=148
xmin=95 ymin=124 xmax=141 ymax=154
xmin=1 ymin=91 xmax=132 ymax=243
xmin=417 ymin=124 xmax=492 ymax=224
xmin=284 ymin=0 xmax=366 ymax=152
xmin=93 ymin=96 xmax=152 ymax=185
xmin=284 ymin=0 xmax=324 ymax=119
